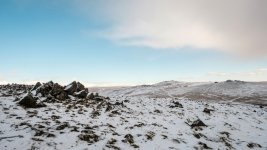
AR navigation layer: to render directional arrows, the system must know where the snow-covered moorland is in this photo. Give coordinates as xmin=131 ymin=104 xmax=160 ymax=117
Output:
xmin=0 ymin=81 xmax=266 ymax=150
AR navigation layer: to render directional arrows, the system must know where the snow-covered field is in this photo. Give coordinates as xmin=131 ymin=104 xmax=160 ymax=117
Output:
xmin=0 ymin=81 xmax=267 ymax=150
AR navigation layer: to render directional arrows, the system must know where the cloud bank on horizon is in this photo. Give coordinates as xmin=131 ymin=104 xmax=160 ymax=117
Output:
xmin=75 ymin=0 xmax=267 ymax=58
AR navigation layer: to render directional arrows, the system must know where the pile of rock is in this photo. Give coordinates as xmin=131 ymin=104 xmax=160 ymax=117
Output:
xmin=33 ymin=81 xmax=89 ymax=101
xmin=18 ymin=81 xmax=100 ymax=108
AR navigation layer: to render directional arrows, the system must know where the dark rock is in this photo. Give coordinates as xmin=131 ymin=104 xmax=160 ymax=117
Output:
xmin=74 ymin=90 xmax=87 ymax=98
xmin=70 ymin=126 xmax=79 ymax=132
xmin=18 ymin=94 xmax=37 ymax=108
xmin=50 ymin=83 xmax=63 ymax=96
xmin=203 ymin=108 xmax=214 ymax=114
xmin=113 ymin=101 xmax=124 ymax=106
xmin=56 ymin=122 xmax=69 ymax=130
xmin=169 ymin=101 xmax=183 ymax=108
xmin=198 ymin=142 xmax=212 ymax=149
xmin=247 ymin=142 xmax=262 ymax=148
xmin=34 ymin=129 xmax=45 ymax=136
xmin=32 ymin=137 xmax=44 ymax=141
xmin=105 ymin=104 xmax=113 ymax=112
xmin=93 ymin=96 xmax=105 ymax=101
xmin=31 ymin=82 xmax=41 ymax=91
xmin=107 ymin=138 xmax=117 ymax=145
xmin=91 ymin=110 xmax=101 ymax=117
xmin=124 ymin=100 xmax=130 ymax=103
xmin=51 ymin=115 xmax=61 ymax=120
xmin=106 ymin=145 xmax=121 ymax=150
xmin=36 ymin=81 xmax=54 ymax=96
xmin=64 ymin=81 xmax=77 ymax=95
xmin=34 ymin=124 xmax=46 ymax=129
xmin=145 ymin=131 xmax=155 ymax=140
xmin=55 ymin=91 xmax=68 ymax=101
xmin=190 ymin=119 xmax=207 ymax=128
xmin=87 ymin=93 xmax=95 ymax=99
xmin=122 ymin=134 xmax=134 ymax=144
xmin=193 ymin=132 xmax=207 ymax=139
xmin=131 ymin=144 xmax=139 ymax=148
xmin=154 ymin=109 xmax=161 ymax=113
xmin=47 ymin=133 xmax=55 ymax=138
xmin=78 ymin=133 xmax=99 ymax=143
xmin=76 ymin=82 xmax=85 ymax=92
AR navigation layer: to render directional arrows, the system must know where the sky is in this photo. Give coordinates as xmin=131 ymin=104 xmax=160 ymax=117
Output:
xmin=0 ymin=0 xmax=267 ymax=86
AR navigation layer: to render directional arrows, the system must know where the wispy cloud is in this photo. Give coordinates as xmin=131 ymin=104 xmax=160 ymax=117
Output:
xmin=75 ymin=0 xmax=267 ymax=58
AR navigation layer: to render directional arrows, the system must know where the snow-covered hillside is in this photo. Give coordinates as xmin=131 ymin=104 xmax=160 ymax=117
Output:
xmin=0 ymin=81 xmax=267 ymax=150
xmin=96 ymin=80 xmax=267 ymax=105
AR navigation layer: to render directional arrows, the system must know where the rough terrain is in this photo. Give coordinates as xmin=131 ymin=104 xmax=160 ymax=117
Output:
xmin=0 ymin=81 xmax=266 ymax=150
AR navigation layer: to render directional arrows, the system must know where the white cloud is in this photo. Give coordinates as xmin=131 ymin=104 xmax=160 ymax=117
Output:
xmin=75 ymin=0 xmax=267 ymax=58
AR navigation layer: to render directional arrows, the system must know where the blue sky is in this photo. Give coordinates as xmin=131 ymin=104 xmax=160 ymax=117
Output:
xmin=1 ymin=0 xmax=267 ymax=86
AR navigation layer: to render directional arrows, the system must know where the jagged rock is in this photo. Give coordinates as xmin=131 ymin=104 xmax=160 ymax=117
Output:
xmin=76 ymin=82 xmax=85 ymax=92
xmin=203 ymin=108 xmax=214 ymax=114
xmin=107 ymin=138 xmax=117 ymax=145
xmin=50 ymin=83 xmax=63 ymax=96
xmin=64 ymin=81 xmax=77 ymax=95
xmin=87 ymin=93 xmax=95 ymax=99
xmin=198 ymin=142 xmax=212 ymax=149
xmin=55 ymin=91 xmax=68 ymax=100
xmin=105 ymin=104 xmax=113 ymax=112
xmin=122 ymin=134 xmax=134 ymax=144
xmin=169 ymin=101 xmax=183 ymax=108
xmin=247 ymin=142 xmax=262 ymax=148
xmin=190 ymin=119 xmax=207 ymax=128
xmin=34 ymin=129 xmax=45 ymax=136
xmin=50 ymin=83 xmax=67 ymax=100
xmin=74 ymin=90 xmax=87 ymax=98
xmin=36 ymin=81 xmax=54 ymax=96
xmin=56 ymin=122 xmax=69 ymax=130
xmin=18 ymin=94 xmax=37 ymax=108
xmin=145 ymin=131 xmax=155 ymax=140
xmin=78 ymin=133 xmax=99 ymax=143
xmin=31 ymin=82 xmax=41 ymax=91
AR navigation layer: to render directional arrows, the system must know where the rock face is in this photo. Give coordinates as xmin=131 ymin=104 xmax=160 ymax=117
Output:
xmin=77 ymin=82 xmax=85 ymax=92
xmin=74 ymin=90 xmax=87 ymax=98
xmin=18 ymin=94 xmax=37 ymax=108
xmin=36 ymin=81 xmax=54 ymax=96
xmin=50 ymin=83 xmax=63 ymax=96
xmin=64 ymin=81 xmax=77 ymax=95
xmin=50 ymin=83 xmax=67 ymax=100
xmin=190 ymin=119 xmax=207 ymax=128
xmin=64 ymin=81 xmax=88 ymax=98
xmin=31 ymin=82 xmax=41 ymax=91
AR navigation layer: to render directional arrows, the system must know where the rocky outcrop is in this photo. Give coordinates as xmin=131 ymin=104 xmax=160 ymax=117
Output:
xmin=32 ymin=81 xmax=89 ymax=101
